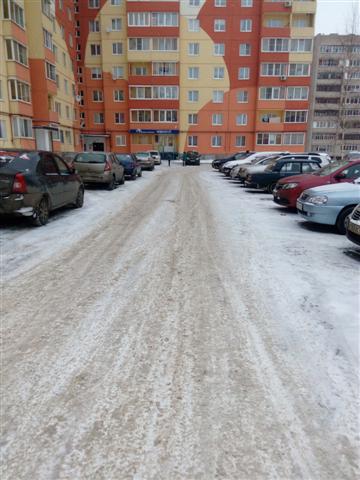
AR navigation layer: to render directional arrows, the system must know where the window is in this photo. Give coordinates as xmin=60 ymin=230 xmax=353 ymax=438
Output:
xmin=237 ymin=90 xmax=248 ymax=103
xmin=287 ymin=87 xmax=308 ymax=100
xmin=5 ymin=39 xmax=28 ymax=66
xmin=261 ymin=63 xmax=287 ymax=76
xmin=153 ymin=86 xmax=178 ymax=99
xmin=94 ymin=112 xmax=104 ymax=124
xmin=112 ymin=66 xmax=124 ymax=79
xmin=90 ymin=44 xmax=101 ymax=56
xmin=189 ymin=0 xmax=200 ymax=5
xmin=259 ymin=87 xmax=285 ymax=100
xmin=8 ymin=79 xmax=31 ymax=102
xmin=188 ymin=67 xmax=199 ymax=79
xmin=211 ymin=136 xmax=222 ymax=147
xmin=41 ymin=0 xmax=53 ymax=18
xmin=89 ymin=0 xmax=100 ymax=8
xmin=240 ymin=19 xmax=252 ymax=32
xmin=115 ymin=112 xmax=125 ymax=124
xmin=262 ymin=38 xmax=289 ymax=52
xmin=93 ymin=90 xmax=103 ymax=102
xmin=45 ymin=62 xmax=56 ymax=81
xmin=64 ymin=79 xmax=68 ymax=94
xmin=153 ymin=62 xmax=177 ymax=76
xmin=188 ymin=90 xmax=199 ymax=102
xmin=111 ymin=0 xmax=121 ymax=5
xmin=55 ymin=101 xmax=61 ymax=116
xmin=213 ymin=90 xmax=224 ymax=103
xmin=214 ymin=67 xmax=224 ymax=79
xmin=128 ymin=12 xmax=150 ymax=26
xmin=238 ymin=67 xmax=250 ymax=80
xmin=116 ymin=135 xmax=126 ymax=146
xmin=43 ymin=29 xmax=53 ymax=50
xmin=188 ymin=136 xmax=198 ymax=147
xmin=131 ymin=65 xmax=147 ymax=75
xmin=128 ymin=38 xmax=150 ymax=51
xmin=188 ymin=113 xmax=198 ymax=124
xmin=89 ymin=20 xmax=100 ymax=32
xmin=0 ymin=120 xmax=7 ymax=139
xmin=62 ymin=52 xmax=66 ymax=67
xmin=214 ymin=19 xmax=225 ymax=31
xmin=12 ymin=116 xmax=33 ymax=138
xmin=292 ymin=18 xmax=310 ymax=28
xmin=130 ymin=86 xmax=152 ymax=99
xmin=266 ymin=19 xmax=285 ymax=28
xmin=236 ymin=136 xmax=246 ymax=147
xmin=151 ymin=12 xmax=179 ymax=27
xmin=3 ymin=0 xmax=25 ymax=28
xmin=112 ymin=42 xmax=123 ymax=55
xmin=215 ymin=0 xmax=226 ymax=6
xmin=152 ymin=38 xmax=178 ymax=51
xmin=114 ymin=90 xmax=124 ymax=101
xmin=65 ymin=105 xmax=70 ymax=119
xmin=111 ymin=18 xmax=122 ymax=31
xmin=236 ymin=113 xmax=247 ymax=125
xmin=285 ymin=111 xmax=308 ymax=123
xmin=91 ymin=68 xmax=102 ymax=79
xmin=214 ymin=43 xmax=225 ymax=56
xmin=288 ymin=63 xmax=310 ymax=76
xmin=280 ymin=161 xmax=301 ymax=173
xmin=239 ymin=43 xmax=251 ymax=56
xmin=188 ymin=43 xmax=200 ymax=55
xmin=290 ymin=38 xmax=312 ymax=52
xmin=188 ymin=18 xmax=200 ymax=32
xmin=212 ymin=113 xmax=223 ymax=125
xmin=153 ymin=110 xmax=177 ymax=122
xmin=241 ymin=0 xmax=253 ymax=6
xmin=256 ymin=133 xmax=282 ymax=145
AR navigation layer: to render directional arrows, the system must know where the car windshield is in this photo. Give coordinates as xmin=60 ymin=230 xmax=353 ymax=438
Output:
xmin=313 ymin=161 xmax=347 ymax=176
xmin=136 ymin=153 xmax=148 ymax=159
xmin=116 ymin=154 xmax=133 ymax=164
xmin=74 ymin=153 xmax=106 ymax=163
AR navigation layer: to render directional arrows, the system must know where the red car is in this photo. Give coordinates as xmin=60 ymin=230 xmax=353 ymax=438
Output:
xmin=273 ymin=160 xmax=360 ymax=208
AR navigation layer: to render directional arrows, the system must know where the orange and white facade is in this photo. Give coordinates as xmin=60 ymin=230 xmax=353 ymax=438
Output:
xmin=1 ymin=0 xmax=316 ymax=154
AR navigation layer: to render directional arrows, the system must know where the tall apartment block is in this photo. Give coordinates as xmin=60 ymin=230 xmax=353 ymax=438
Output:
xmin=307 ymin=34 xmax=360 ymax=158
xmin=0 ymin=0 xmax=80 ymax=151
xmin=1 ymin=0 xmax=316 ymax=154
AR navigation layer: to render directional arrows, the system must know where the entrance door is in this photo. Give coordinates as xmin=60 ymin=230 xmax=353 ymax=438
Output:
xmin=93 ymin=142 xmax=105 ymax=151
xmin=158 ymin=135 xmax=176 ymax=153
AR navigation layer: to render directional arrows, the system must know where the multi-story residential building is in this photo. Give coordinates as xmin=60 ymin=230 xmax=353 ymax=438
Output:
xmin=307 ymin=34 xmax=360 ymax=158
xmin=0 ymin=0 xmax=80 ymax=151
xmin=76 ymin=0 xmax=316 ymax=155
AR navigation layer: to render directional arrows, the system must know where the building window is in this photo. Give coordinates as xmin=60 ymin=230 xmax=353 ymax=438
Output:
xmin=241 ymin=0 xmax=253 ymax=6
xmin=115 ymin=112 xmax=125 ymax=124
xmin=112 ymin=66 xmax=124 ymax=79
xmin=287 ymin=87 xmax=309 ymax=100
xmin=153 ymin=62 xmax=177 ymax=76
xmin=188 ymin=43 xmax=200 ymax=55
xmin=236 ymin=113 xmax=247 ymax=125
xmin=236 ymin=135 xmax=246 ymax=147
xmin=89 ymin=0 xmax=100 ymax=8
xmin=111 ymin=18 xmax=122 ymax=31
xmin=239 ymin=43 xmax=251 ymax=56
xmin=240 ymin=19 xmax=252 ymax=32
xmin=188 ymin=113 xmax=198 ymax=124
xmin=91 ymin=68 xmax=102 ymax=79
xmin=288 ymin=64 xmax=310 ymax=76
xmin=285 ymin=111 xmax=308 ymax=123
xmin=212 ymin=113 xmax=223 ymax=125
xmin=151 ymin=12 xmax=179 ymax=27
xmin=213 ymin=43 xmax=225 ymax=56
xmin=261 ymin=63 xmax=287 ymax=76
xmin=112 ymin=42 xmax=123 ymax=55
xmin=290 ymin=38 xmax=312 ymax=52
xmin=283 ymin=133 xmax=305 ymax=145
xmin=92 ymin=90 xmax=103 ymax=102
xmin=237 ymin=90 xmax=248 ymax=103
xmin=215 ymin=0 xmax=226 ymax=6
xmin=0 ymin=120 xmax=7 ymax=139
xmin=214 ymin=19 xmax=226 ymax=31
xmin=89 ymin=20 xmax=100 ymax=32
xmin=116 ymin=135 xmax=126 ymax=146
xmin=45 ymin=62 xmax=56 ymax=81
xmin=238 ymin=67 xmax=250 ymax=80
xmin=256 ymin=133 xmax=282 ymax=145
xmin=2 ymin=0 xmax=25 ymax=28
xmin=211 ymin=135 xmax=222 ymax=147
xmin=188 ymin=18 xmax=200 ymax=32
xmin=5 ymin=39 xmax=28 ymax=66
xmin=114 ymin=89 xmax=124 ymax=101
xmin=152 ymin=38 xmax=178 ymax=51
xmin=266 ymin=19 xmax=286 ymax=28
xmin=94 ymin=112 xmax=104 ymax=124
xmin=189 ymin=0 xmax=200 ymax=6
xmin=188 ymin=67 xmax=199 ymax=79
xmin=188 ymin=135 xmax=198 ymax=147
xmin=64 ymin=78 xmax=68 ymax=94
xmin=128 ymin=38 xmax=150 ymax=51
xmin=8 ymin=79 xmax=31 ymax=102
xmin=90 ymin=44 xmax=101 ymax=56
xmin=65 ymin=105 xmax=70 ymax=119
xmin=12 ymin=117 xmax=33 ymax=138
xmin=111 ymin=0 xmax=121 ymax=5
xmin=213 ymin=90 xmax=224 ymax=103
xmin=43 ymin=29 xmax=53 ymax=50
xmin=262 ymin=38 xmax=289 ymax=52
xmin=153 ymin=110 xmax=177 ymax=122
xmin=213 ymin=67 xmax=224 ymax=79
xmin=259 ymin=87 xmax=286 ymax=100
xmin=188 ymin=90 xmax=199 ymax=102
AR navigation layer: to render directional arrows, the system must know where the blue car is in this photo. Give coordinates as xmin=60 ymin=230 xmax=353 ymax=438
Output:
xmin=116 ymin=154 xmax=142 ymax=180
xmin=296 ymin=179 xmax=360 ymax=234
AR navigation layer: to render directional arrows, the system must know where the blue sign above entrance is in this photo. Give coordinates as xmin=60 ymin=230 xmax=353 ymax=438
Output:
xmin=129 ymin=129 xmax=179 ymax=134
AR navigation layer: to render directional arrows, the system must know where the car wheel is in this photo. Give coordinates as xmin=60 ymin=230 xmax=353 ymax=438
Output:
xmin=74 ymin=187 xmax=84 ymax=208
xmin=32 ymin=197 xmax=49 ymax=226
xmin=138 ymin=170 xmax=142 ymax=177
xmin=107 ymin=176 xmax=116 ymax=190
xmin=119 ymin=174 xmax=125 ymax=185
xmin=150 ymin=166 xmax=154 ymax=171
xmin=267 ymin=182 xmax=277 ymax=194
xmin=336 ymin=206 xmax=354 ymax=234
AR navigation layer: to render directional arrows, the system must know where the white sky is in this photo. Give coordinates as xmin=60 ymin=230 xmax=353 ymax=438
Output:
xmin=316 ymin=0 xmax=360 ymax=34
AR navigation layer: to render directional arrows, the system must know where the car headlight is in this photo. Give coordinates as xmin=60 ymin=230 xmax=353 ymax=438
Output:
xmin=282 ymin=182 xmax=299 ymax=189
xmin=307 ymin=195 xmax=328 ymax=205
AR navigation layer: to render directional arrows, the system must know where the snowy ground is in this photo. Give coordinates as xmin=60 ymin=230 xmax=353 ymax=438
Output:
xmin=1 ymin=165 xmax=359 ymax=479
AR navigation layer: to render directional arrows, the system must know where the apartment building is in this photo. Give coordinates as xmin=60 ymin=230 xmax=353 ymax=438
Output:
xmin=307 ymin=34 xmax=360 ymax=158
xmin=0 ymin=0 xmax=80 ymax=151
xmin=76 ymin=0 xmax=316 ymax=154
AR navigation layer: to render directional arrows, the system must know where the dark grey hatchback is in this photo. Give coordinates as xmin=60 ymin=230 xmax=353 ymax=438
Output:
xmin=0 ymin=150 xmax=84 ymax=226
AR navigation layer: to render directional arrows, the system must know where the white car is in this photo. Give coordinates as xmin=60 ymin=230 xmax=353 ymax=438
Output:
xmin=230 ymin=154 xmax=285 ymax=179
xmin=221 ymin=151 xmax=289 ymax=175
xmin=147 ymin=150 xmax=161 ymax=165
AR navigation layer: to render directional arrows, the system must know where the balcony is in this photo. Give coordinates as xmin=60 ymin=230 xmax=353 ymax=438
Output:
xmin=293 ymin=0 xmax=316 ymax=14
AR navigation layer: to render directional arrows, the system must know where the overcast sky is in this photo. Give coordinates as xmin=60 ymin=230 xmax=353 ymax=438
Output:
xmin=316 ymin=0 xmax=360 ymax=34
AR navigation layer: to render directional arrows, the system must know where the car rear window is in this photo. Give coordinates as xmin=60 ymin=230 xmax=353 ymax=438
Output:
xmin=313 ymin=161 xmax=347 ymax=176
xmin=0 ymin=151 xmax=39 ymax=170
xmin=116 ymin=154 xmax=133 ymax=164
xmin=74 ymin=153 xmax=106 ymax=163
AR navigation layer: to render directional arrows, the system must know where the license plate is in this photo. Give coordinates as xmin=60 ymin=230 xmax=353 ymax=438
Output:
xmin=297 ymin=200 xmax=303 ymax=211
xmin=348 ymin=222 xmax=360 ymax=235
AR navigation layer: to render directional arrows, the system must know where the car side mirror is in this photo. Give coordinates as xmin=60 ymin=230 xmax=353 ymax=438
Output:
xmin=335 ymin=173 xmax=346 ymax=180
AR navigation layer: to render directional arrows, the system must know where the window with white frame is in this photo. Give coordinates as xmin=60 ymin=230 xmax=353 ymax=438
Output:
xmin=112 ymin=66 xmax=124 ymax=79
xmin=239 ymin=43 xmax=251 ymax=56
xmin=238 ymin=67 xmax=250 ymax=80
xmin=114 ymin=89 xmax=124 ymax=101
xmin=64 ymin=79 xmax=68 ymax=94
xmin=3 ymin=0 xmax=25 ymax=28
xmin=128 ymin=12 xmax=150 ymax=26
xmin=213 ymin=43 xmax=225 ymax=55
xmin=288 ymin=63 xmax=310 ymax=76
xmin=256 ymin=133 xmax=282 ymax=145
xmin=116 ymin=135 xmax=126 ymax=146
xmin=111 ymin=0 xmax=121 ymax=5
xmin=237 ymin=90 xmax=248 ymax=103
xmin=283 ymin=133 xmax=305 ymax=145
xmin=188 ymin=67 xmax=199 ymax=79
xmin=0 ymin=120 xmax=7 ymax=139
xmin=290 ymin=38 xmax=312 ymax=52
xmin=259 ymin=86 xmax=286 ymax=100
xmin=89 ymin=0 xmax=99 ymax=8
xmin=215 ymin=0 xmax=226 ymax=6
xmin=212 ymin=113 xmax=223 ymax=125
xmin=115 ymin=112 xmax=125 ymax=124
xmin=287 ymin=86 xmax=308 ymax=100
xmin=131 ymin=65 xmax=147 ymax=75
xmin=241 ymin=0 xmax=253 ymax=6
xmin=8 ymin=79 xmax=31 ymax=102
xmin=111 ymin=18 xmax=122 ymax=31
xmin=153 ymin=62 xmax=177 ymax=76
xmin=89 ymin=20 xmax=100 ymax=32
xmin=211 ymin=135 xmax=222 ymax=147
xmin=188 ymin=135 xmax=198 ymax=147
xmin=214 ymin=19 xmax=226 ymax=31
xmin=153 ymin=86 xmax=178 ymax=99
xmin=130 ymin=86 xmax=152 ymax=99
xmin=152 ymin=38 xmax=178 ymax=51
xmin=112 ymin=42 xmax=123 ymax=55
xmin=261 ymin=63 xmax=287 ymax=76
xmin=128 ymin=38 xmax=150 ymax=51
xmin=188 ymin=43 xmax=200 ymax=55
xmin=213 ymin=90 xmax=224 ymax=103
xmin=188 ymin=90 xmax=199 ymax=102
xmin=266 ymin=18 xmax=286 ymax=28
xmin=12 ymin=116 xmax=33 ymax=138
xmin=188 ymin=113 xmax=198 ymax=124
xmin=43 ymin=29 xmax=53 ymax=50
xmin=90 ymin=44 xmax=101 ymax=56
xmin=214 ymin=67 xmax=224 ymax=79
xmin=94 ymin=112 xmax=104 ymax=124
xmin=131 ymin=110 xmax=151 ymax=122
xmin=153 ymin=110 xmax=177 ymax=122
xmin=236 ymin=135 xmax=246 ymax=147
xmin=92 ymin=90 xmax=103 ymax=102
xmin=236 ymin=113 xmax=247 ymax=125
xmin=65 ymin=105 xmax=70 ymax=119
xmin=91 ymin=68 xmax=102 ymax=79
xmin=188 ymin=18 xmax=200 ymax=32
xmin=285 ymin=111 xmax=307 ymax=123
xmin=240 ymin=19 xmax=252 ymax=32
xmin=262 ymin=38 xmax=289 ymax=52
xmin=151 ymin=12 xmax=179 ymax=27
xmin=189 ymin=0 xmax=200 ymax=5
xmin=5 ymin=39 xmax=28 ymax=66
xmin=45 ymin=62 xmax=56 ymax=81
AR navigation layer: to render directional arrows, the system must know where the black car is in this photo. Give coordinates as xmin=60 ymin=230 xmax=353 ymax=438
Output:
xmin=0 ymin=150 xmax=84 ymax=226
xmin=184 ymin=151 xmax=201 ymax=166
xmin=245 ymin=155 xmax=323 ymax=193
xmin=212 ymin=151 xmax=254 ymax=170
xmin=116 ymin=153 xmax=142 ymax=180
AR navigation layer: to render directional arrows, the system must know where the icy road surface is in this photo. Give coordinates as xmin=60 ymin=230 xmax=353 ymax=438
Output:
xmin=1 ymin=165 xmax=359 ymax=480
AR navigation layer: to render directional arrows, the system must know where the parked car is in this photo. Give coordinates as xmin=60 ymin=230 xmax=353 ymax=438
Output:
xmin=116 ymin=153 xmax=142 ymax=180
xmin=184 ymin=151 xmax=201 ymax=165
xmin=245 ymin=156 xmax=323 ymax=193
xmin=147 ymin=150 xmax=161 ymax=165
xmin=273 ymin=160 xmax=360 ymax=208
xmin=212 ymin=152 xmax=253 ymax=170
xmin=0 ymin=150 xmax=84 ymax=226
xmin=231 ymin=154 xmax=287 ymax=180
xmin=344 ymin=151 xmax=360 ymax=161
xmin=61 ymin=151 xmax=78 ymax=167
xmin=296 ymin=179 xmax=360 ymax=234
xmin=73 ymin=152 xmax=125 ymax=190
xmin=345 ymin=204 xmax=360 ymax=246
xmin=221 ymin=151 xmax=289 ymax=176
xmin=135 ymin=152 xmax=155 ymax=171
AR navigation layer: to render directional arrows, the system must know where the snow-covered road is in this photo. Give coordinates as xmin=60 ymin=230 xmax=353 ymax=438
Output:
xmin=1 ymin=165 xmax=359 ymax=479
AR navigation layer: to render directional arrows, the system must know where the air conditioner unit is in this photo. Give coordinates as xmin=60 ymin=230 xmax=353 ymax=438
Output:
xmin=280 ymin=75 xmax=287 ymax=81
xmin=75 ymin=95 xmax=82 ymax=102
xmin=106 ymin=27 xmax=112 ymax=33
xmin=285 ymin=1 xmax=292 ymax=7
